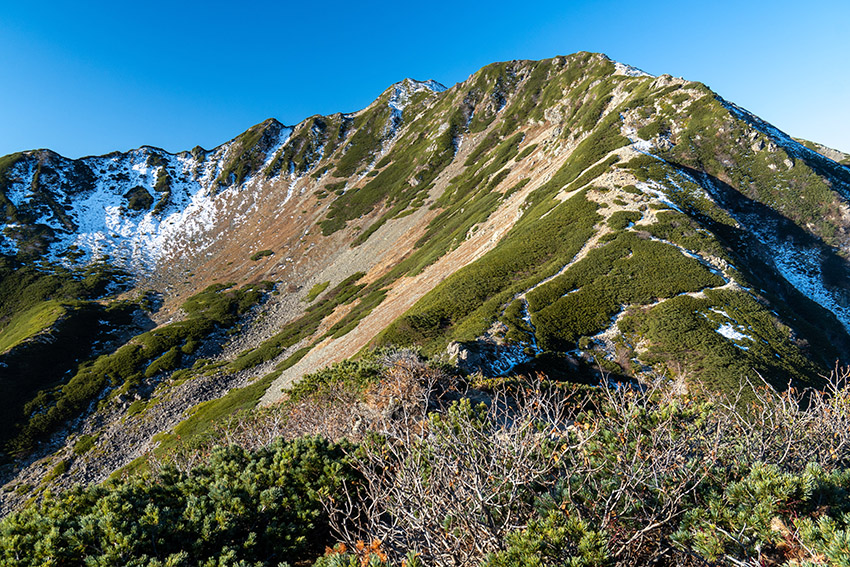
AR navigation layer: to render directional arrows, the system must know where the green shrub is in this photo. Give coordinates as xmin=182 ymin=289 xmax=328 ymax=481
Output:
xmin=285 ymin=350 xmax=384 ymax=403
xmin=126 ymin=400 xmax=147 ymax=416
xmin=333 ymin=105 xmax=391 ymax=178
xmin=618 ymin=288 xmax=822 ymax=394
xmin=144 ymin=347 xmax=181 ymax=378
xmin=229 ymin=273 xmax=367 ymax=372
xmin=673 ymin=464 xmax=850 ymax=563
xmin=484 ymin=512 xmax=609 ymax=567
xmin=72 ymin=434 xmax=97 ymax=456
xmin=214 ymin=119 xmax=281 ymax=189
xmin=306 ymin=280 xmax=330 ymax=302
xmin=566 ymin=156 xmax=620 ymax=192
xmin=42 ymin=459 xmax=68 ymax=483
xmin=7 ymin=335 xmax=850 ymax=565
xmin=249 ymin=249 xmax=274 ymax=261
xmin=606 ymin=210 xmax=641 ymax=230
xmin=0 ymin=300 xmax=67 ymax=354
xmin=525 ymin=231 xmax=724 ymax=350
xmin=276 ymin=346 xmax=312 ymax=372
xmin=0 ymin=437 xmax=356 ymax=566
xmin=180 ymin=339 xmax=199 ymax=355
xmin=0 ymin=260 xmax=136 ymax=457
xmin=637 ymin=120 xmax=668 ymax=139
xmin=265 ymin=116 xmax=340 ymax=178
xmin=514 ymin=143 xmax=539 ymax=162
xmin=7 ymin=283 xmax=270 ymax=456
xmin=123 ymin=186 xmax=153 ymax=211
xmin=379 ymin=192 xmax=600 ymax=352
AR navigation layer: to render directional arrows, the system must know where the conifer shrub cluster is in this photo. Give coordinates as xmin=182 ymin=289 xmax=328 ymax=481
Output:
xmin=214 ymin=119 xmax=284 ymax=190
xmin=265 ymin=116 xmax=341 ymax=179
xmin=618 ymin=287 xmax=823 ymax=394
xmin=378 ymin=192 xmax=600 ymax=352
xmin=640 ymin=210 xmax=728 ymax=259
xmin=305 ymin=281 xmax=331 ymax=303
xmin=526 ymin=231 xmax=724 ymax=351
xmin=333 ymin=104 xmax=393 ymax=179
xmin=1 ymin=437 xmax=355 ymax=567
xmin=659 ymin=91 xmax=846 ymax=247
xmin=320 ymin=88 xmax=456 ymax=239
xmin=606 ymin=210 xmax=641 ymax=231
xmin=250 ymin=249 xmax=274 ymax=261
xmin=6 ymin=352 xmax=850 ymax=566
xmin=123 ymin=185 xmax=154 ymax=211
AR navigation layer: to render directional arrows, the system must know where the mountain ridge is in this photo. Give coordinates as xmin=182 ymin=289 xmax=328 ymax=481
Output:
xmin=2 ymin=52 xmax=850 ymax=512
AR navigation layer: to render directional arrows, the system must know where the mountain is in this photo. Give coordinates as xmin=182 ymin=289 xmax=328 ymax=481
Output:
xmin=2 ymin=52 xmax=850 ymax=511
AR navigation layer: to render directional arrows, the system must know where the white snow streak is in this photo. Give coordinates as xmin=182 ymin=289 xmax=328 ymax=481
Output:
xmin=0 ymin=126 xmax=297 ymax=272
xmin=716 ymin=323 xmax=751 ymax=342
xmin=614 ymin=62 xmax=654 ymax=78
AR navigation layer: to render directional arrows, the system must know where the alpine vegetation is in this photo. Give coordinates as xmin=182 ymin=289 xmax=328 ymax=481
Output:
xmin=4 ymin=352 xmax=850 ymax=566
xmin=1 ymin=52 xmax=850 ymax=566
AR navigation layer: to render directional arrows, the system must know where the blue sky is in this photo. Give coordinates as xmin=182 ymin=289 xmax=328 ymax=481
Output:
xmin=0 ymin=0 xmax=847 ymax=158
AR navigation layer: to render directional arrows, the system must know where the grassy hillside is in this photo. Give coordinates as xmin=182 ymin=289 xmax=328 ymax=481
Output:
xmin=0 ymin=258 xmax=138 ymax=457
xmin=1 ymin=275 xmax=271 ymax=460
xmin=0 ymin=301 xmax=67 ymax=354
xmin=367 ymin=56 xmax=846 ymax=393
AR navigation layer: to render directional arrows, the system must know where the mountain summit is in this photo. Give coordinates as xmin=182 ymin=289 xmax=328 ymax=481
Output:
xmin=2 ymin=52 xmax=850 ymax=507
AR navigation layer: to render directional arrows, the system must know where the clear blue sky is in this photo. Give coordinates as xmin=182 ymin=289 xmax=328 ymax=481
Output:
xmin=1 ymin=0 xmax=847 ymax=158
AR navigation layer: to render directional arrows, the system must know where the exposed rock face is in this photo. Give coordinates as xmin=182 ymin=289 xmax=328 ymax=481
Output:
xmin=447 ymin=339 xmax=532 ymax=377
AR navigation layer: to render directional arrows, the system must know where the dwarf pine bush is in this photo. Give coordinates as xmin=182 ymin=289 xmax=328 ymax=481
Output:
xmin=6 ymin=356 xmax=850 ymax=566
xmin=0 ymin=437 xmax=355 ymax=567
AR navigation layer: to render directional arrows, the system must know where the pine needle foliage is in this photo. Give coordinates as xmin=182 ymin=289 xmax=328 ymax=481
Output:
xmin=7 ymin=357 xmax=850 ymax=566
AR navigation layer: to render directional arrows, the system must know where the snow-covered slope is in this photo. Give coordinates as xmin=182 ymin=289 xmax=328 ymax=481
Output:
xmin=0 ymin=127 xmax=298 ymax=272
xmin=0 ymin=80 xmax=454 ymax=277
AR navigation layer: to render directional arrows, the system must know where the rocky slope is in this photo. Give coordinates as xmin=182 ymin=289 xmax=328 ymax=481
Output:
xmin=2 ymin=52 xmax=850 ymax=512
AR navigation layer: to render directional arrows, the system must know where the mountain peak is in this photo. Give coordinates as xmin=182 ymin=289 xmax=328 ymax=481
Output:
xmin=613 ymin=60 xmax=654 ymax=78
xmin=387 ymin=78 xmax=448 ymax=118
xmin=393 ymin=77 xmax=448 ymax=92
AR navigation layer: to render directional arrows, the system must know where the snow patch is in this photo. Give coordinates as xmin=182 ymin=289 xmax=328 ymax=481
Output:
xmin=614 ymin=62 xmax=654 ymax=78
xmin=487 ymin=343 xmax=534 ymax=376
xmin=635 ymin=180 xmax=684 ymax=213
xmin=253 ymin=127 xmax=294 ymax=180
xmin=4 ymin=160 xmax=35 ymax=207
xmin=622 ymin=125 xmax=655 ymax=154
xmin=520 ymin=301 xmax=541 ymax=355
xmin=0 ymin=124 xmax=298 ymax=273
xmin=716 ymin=323 xmax=751 ymax=342
xmin=631 ymin=138 xmax=654 ymax=153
